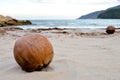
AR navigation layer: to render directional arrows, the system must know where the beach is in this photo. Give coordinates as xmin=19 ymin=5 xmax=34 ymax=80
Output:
xmin=0 ymin=28 xmax=120 ymax=80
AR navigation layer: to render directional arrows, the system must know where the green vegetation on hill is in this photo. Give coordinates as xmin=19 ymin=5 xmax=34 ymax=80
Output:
xmin=78 ymin=5 xmax=120 ymax=19
xmin=97 ymin=8 xmax=120 ymax=19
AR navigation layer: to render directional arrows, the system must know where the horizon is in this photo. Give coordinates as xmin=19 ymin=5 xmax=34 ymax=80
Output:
xmin=0 ymin=0 xmax=120 ymax=19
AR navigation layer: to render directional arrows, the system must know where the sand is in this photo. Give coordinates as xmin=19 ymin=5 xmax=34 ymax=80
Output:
xmin=0 ymin=28 xmax=120 ymax=80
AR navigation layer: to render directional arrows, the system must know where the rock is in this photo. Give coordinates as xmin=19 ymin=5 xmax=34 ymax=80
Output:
xmin=0 ymin=21 xmax=7 ymax=27
xmin=25 ymin=20 xmax=32 ymax=25
xmin=0 ymin=15 xmax=32 ymax=27
xmin=106 ymin=26 xmax=115 ymax=34
xmin=16 ymin=20 xmax=32 ymax=25
xmin=0 ymin=15 xmax=6 ymax=21
xmin=7 ymin=20 xmax=17 ymax=25
xmin=15 ymin=20 xmax=32 ymax=25
xmin=5 ymin=16 xmax=14 ymax=21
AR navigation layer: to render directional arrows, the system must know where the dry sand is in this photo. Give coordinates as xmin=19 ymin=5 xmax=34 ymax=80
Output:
xmin=0 ymin=28 xmax=120 ymax=80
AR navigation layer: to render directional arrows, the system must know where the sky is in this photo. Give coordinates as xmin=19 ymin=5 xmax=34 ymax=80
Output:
xmin=0 ymin=0 xmax=120 ymax=19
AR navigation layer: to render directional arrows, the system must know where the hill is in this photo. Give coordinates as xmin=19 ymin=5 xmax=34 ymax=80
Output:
xmin=78 ymin=5 xmax=120 ymax=19
xmin=78 ymin=11 xmax=104 ymax=19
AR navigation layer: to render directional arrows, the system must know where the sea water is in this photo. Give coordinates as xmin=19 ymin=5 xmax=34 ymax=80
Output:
xmin=18 ymin=19 xmax=120 ymax=29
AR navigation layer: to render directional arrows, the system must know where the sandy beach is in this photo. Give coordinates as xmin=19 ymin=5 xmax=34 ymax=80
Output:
xmin=0 ymin=27 xmax=120 ymax=80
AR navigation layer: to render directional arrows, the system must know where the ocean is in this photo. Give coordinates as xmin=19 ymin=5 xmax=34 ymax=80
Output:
xmin=18 ymin=19 xmax=120 ymax=29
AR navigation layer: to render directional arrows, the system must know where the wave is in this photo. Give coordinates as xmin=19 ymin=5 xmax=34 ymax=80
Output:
xmin=18 ymin=19 xmax=120 ymax=29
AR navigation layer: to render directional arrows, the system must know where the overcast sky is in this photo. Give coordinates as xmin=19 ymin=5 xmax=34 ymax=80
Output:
xmin=0 ymin=0 xmax=120 ymax=19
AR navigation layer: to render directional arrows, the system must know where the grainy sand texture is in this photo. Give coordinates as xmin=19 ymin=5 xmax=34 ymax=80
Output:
xmin=0 ymin=28 xmax=120 ymax=80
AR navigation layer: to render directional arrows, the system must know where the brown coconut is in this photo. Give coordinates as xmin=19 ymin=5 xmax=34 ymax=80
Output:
xmin=106 ymin=26 xmax=115 ymax=34
xmin=14 ymin=33 xmax=54 ymax=72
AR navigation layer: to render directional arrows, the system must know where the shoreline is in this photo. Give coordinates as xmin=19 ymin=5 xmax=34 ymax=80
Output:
xmin=1 ymin=27 xmax=120 ymax=37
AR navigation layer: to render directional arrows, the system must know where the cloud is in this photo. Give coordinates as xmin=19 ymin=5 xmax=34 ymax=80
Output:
xmin=0 ymin=0 xmax=120 ymax=19
xmin=27 ymin=0 xmax=57 ymax=3
xmin=28 ymin=0 xmax=120 ymax=4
